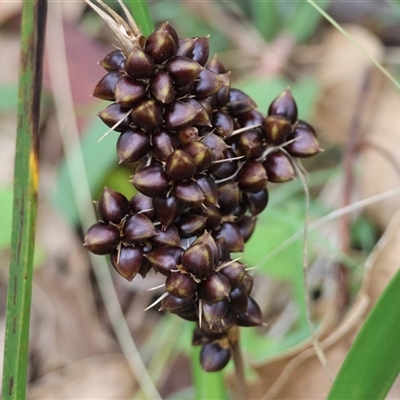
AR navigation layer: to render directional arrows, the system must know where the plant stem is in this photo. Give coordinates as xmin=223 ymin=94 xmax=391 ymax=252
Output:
xmin=2 ymin=1 xmax=47 ymax=399
xmin=229 ymin=326 xmax=248 ymax=400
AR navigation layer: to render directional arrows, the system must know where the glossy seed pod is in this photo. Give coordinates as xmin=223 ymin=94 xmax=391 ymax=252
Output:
xmin=193 ymin=231 xmax=220 ymax=266
xmin=195 ymin=174 xmax=219 ymax=206
xmin=164 ymin=101 xmax=199 ymax=131
xmin=262 ymin=115 xmax=292 ymax=145
xmin=217 ymin=181 xmax=240 ymax=215
xmin=268 ymin=87 xmax=298 ymax=124
xmin=153 ymin=195 xmax=183 ymax=228
xmin=240 ymin=273 xmax=254 ymax=295
xmin=192 ymin=36 xmax=210 ymax=66
xmin=150 ymin=70 xmax=175 ymax=104
xmin=205 ymin=54 xmax=226 ymax=74
xmin=194 ymin=69 xmax=224 ymax=99
xmin=181 ymin=242 xmax=214 ymax=279
xmin=178 ymin=126 xmax=199 ymax=144
xmin=93 ymin=71 xmax=121 ymax=101
xmin=219 ymin=260 xmax=245 ymax=289
xmin=225 ymin=88 xmax=257 ymax=116
xmin=97 ymin=103 xmax=131 ymax=131
xmin=129 ymin=192 xmax=155 ymax=220
xmin=165 ymin=56 xmax=203 ymax=88
xmin=116 ymin=128 xmax=151 ymax=164
xmin=97 ymin=187 xmax=129 ymax=224
xmin=231 ymin=202 xmax=247 ymax=221
xmin=236 ymin=296 xmax=264 ymax=327
xmin=213 ymin=111 xmax=234 ymax=139
xmin=125 ymin=44 xmax=156 ymax=78
xmin=200 ymin=342 xmax=231 ymax=372
xmin=209 ymin=149 xmax=239 ymax=179
xmin=100 ymin=49 xmax=126 ymax=71
xmin=206 ymin=309 xmax=237 ymax=333
xmin=285 ymin=121 xmax=322 ymax=157
xmin=243 ymin=188 xmax=269 ymax=216
xmin=183 ymin=142 xmax=214 ymax=172
xmin=138 ymin=256 xmax=152 ymax=278
xmin=202 ymin=298 xmax=229 ymax=327
xmin=123 ymin=213 xmax=158 ymax=243
xmin=115 ymin=75 xmax=147 ymax=107
xmin=131 ymin=164 xmax=170 ymax=198
xmin=131 ymin=99 xmax=163 ymax=132
xmin=151 ymin=224 xmax=181 ymax=247
xmin=110 ymin=244 xmax=143 ymax=281
xmin=152 ymin=129 xmax=179 ymax=161
xmin=174 ymin=305 xmax=198 ymax=322
xmin=200 ymin=204 xmax=222 ymax=231
xmin=192 ymin=327 xmax=225 ymax=346
xmin=165 ymin=149 xmax=197 ymax=180
xmin=213 ymin=222 xmax=244 ymax=253
xmin=236 ymin=215 xmax=257 ymax=243
xmin=263 ymin=150 xmax=296 ymax=182
xmin=229 ymin=286 xmax=249 ymax=312
xmin=176 ymin=37 xmax=197 ymax=58
xmin=202 ymin=133 xmax=229 ymax=160
xmin=176 ymin=213 xmax=207 ymax=238
xmin=185 ymin=98 xmax=212 ymax=127
xmin=160 ymin=294 xmax=196 ymax=312
xmin=238 ymin=129 xmax=265 ymax=160
xmin=145 ymin=28 xmax=177 ymax=64
xmin=165 ymin=271 xmax=198 ymax=298
xmin=198 ymin=271 xmax=231 ymax=303
xmin=145 ymin=245 xmax=183 ymax=275
xmin=237 ymin=109 xmax=264 ymax=127
xmin=237 ymin=161 xmax=268 ymax=193
xmin=83 ymin=222 xmax=120 ymax=255
xmin=173 ymin=180 xmax=205 ymax=208
xmin=215 ymin=237 xmax=231 ymax=262
xmin=213 ymin=72 xmax=231 ymax=109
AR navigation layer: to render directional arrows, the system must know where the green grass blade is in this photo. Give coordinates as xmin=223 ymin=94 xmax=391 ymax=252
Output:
xmin=127 ymin=0 xmax=154 ymax=36
xmin=192 ymin=346 xmax=228 ymax=400
xmin=1 ymin=1 xmax=47 ymax=399
xmin=328 ymin=267 xmax=400 ymax=399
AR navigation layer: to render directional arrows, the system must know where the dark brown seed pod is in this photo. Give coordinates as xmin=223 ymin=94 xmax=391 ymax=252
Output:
xmin=123 ymin=213 xmax=158 ymax=243
xmin=213 ymin=222 xmax=244 ymax=252
xmin=145 ymin=245 xmax=183 ymax=275
xmin=243 ymin=188 xmax=269 ymax=216
xmin=173 ymin=180 xmax=205 ymax=208
xmin=206 ymin=309 xmax=237 ymax=333
xmin=145 ymin=29 xmax=177 ymax=64
xmin=193 ymin=327 xmax=225 ymax=346
xmin=97 ymin=103 xmax=131 ymax=131
xmin=268 ymin=87 xmax=298 ymax=124
xmin=152 ymin=129 xmax=179 ymax=161
xmin=100 ymin=49 xmax=126 ymax=72
xmin=160 ymin=294 xmax=196 ymax=312
xmin=116 ymin=128 xmax=151 ymax=164
xmin=176 ymin=37 xmax=197 ymax=58
xmin=217 ymin=181 xmax=240 ymax=215
xmin=164 ymin=101 xmax=199 ymax=131
xmin=285 ymin=121 xmax=322 ymax=157
xmin=131 ymin=99 xmax=163 ymax=132
xmin=200 ymin=204 xmax=222 ymax=231
xmin=181 ymin=242 xmax=214 ymax=279
xmin=199 ymin=271 xmax=231 ymax=303
xmin=129 ymin=192 xmax=154 ymax=220
xmin=193 ymin=231 xmax=220 ymax=266
xmin=237 ymin=161 xmax=268 ymax=193
xmin=200 ymin=341 xmax=231 ymax=372
xmin=115 ymin=75 xmax=147 ymax=108
xmin=192 ymin=36 xmax=210 ymax=66
xmin=229 ymin=286 xmax=249 ymax=312
xmin=176 ymin=213 xmax=207 ymax=238
xmin=209 ymin=149 xmax=239 ymax=179
xmin=240 ymin=273 xmax=254 ymax=295
xmin=213 ymin=111 xmax=234 ymax=138
xmin=131 ymin=164 xmax=170 ymax=198
xmin=215 ymin=237 xmax=230 ymax=262
xmin=165 ymin=56 xmax=203 ymax=88
xmin=153 ymin=195 xmax=183 ymax=228
xmin=262 ymin=115 xmax=292 ymax=145
xmin=178 ymin=126 xmax=199 ymax=145
xmin=195 ymin=174 xmax=219 ymax=206
xmin=219 ymin=260 xmax=246 ymax=289
xmin=165 ymin=271 xmax=198 ymax=299
xmin=151 ymin=224 xmax=181 ymax=247
xmin=138 ymin=256 xmax=152 ymax=278
xmin=97 ymin=187 xmax=129 ymax=224
xmin=165 ymin=149 xmax=197 ymax=180
xmin=237 ymin=109 xmax=264 ymax=127
xmin=236 ymin=296 xmax=264 ymax=327
xmin=93 ymin=71 xmax=121 ymax=101
xmin=231 ymin=202 xmax=247 ymax=221
xmin=225 ymin=88 xmax=257 ymax=116
xmin=194 ymin=69 xmax=224 ymax=99
xmin=236 ymin=215 xmax=257 ymax=243
xmin=125 ymin=44 xmax=156 ymax=78
xmin=206 ymin=54 xmax=226 ymax=74
xmin=213 ymin=72 xmax=231 ymax=109
xmin=263 ymin=150 xmax=296 ymax=182
xmin=83 ymin=222 xmax=120 ymax=255
xmin=238 ymin=129 xmax=265 ymax=160
xmin=185 ymin=98 xmax=212 ymax=127
xmin=157 ymin=22 xmax=179 ymax=47
xmin=110 ymin=244 xmax=143 ymax=282
xmin=150 ymin=70 xmax=175 ymax=104
xmin=202 ymin=132 xmax=230 ymax=160
xmin=183 ymin=142 xmax=214 ymax=172
xmin=174 ymin=305 xmax=198 ymax=321
xmin=202 ymin=298 xmax=229 ymax=327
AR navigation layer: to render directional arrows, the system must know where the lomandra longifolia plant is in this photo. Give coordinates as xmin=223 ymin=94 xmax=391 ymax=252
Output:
xmin=83 ymin=0 xmax=322 ymax=372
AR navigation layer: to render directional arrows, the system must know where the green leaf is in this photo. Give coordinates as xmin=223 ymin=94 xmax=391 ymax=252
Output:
xmin=328 ymin=267 xmax=400 ymax=400
xmin=127 ymin=0 xmax=154 ymax=36
xmin=0 ymin=187 xmax=13 ymax=251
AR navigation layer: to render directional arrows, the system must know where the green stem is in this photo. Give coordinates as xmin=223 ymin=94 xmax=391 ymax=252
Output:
xmin=2 ymin=1 xmax=47 ymax=399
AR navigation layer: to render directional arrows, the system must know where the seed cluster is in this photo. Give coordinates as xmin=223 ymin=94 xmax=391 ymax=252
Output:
xmin=83 ymin=21 xmax=322 ymax=372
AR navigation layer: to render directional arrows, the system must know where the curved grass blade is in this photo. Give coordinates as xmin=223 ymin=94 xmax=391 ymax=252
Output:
xmin=127 ymin=0 xmax=154 ymax=36
xmin=328 ymin=267 xmax=400 ymax=399
xmin=1 ymin=1 xmax=47 ymax=399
